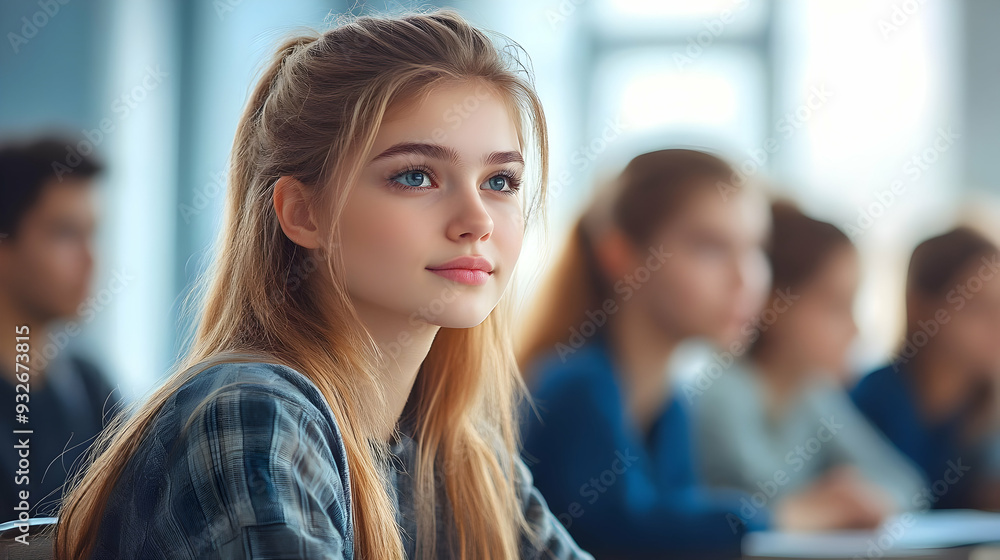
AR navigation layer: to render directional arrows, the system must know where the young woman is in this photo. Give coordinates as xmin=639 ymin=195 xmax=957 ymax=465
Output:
xmin=852 ymin=226 xmax=1000 ymax=510
xmin=54 ymin=10 xmax=593 ymax=560
xmin=515 ymin=149 xmax=778 ymax=560
xmin=692 ymin=201 xmax=927 ymax=529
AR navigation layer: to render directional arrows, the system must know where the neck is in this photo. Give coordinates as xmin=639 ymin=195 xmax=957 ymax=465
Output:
xmin=352 ymin=300 xmax=440 ymax=443
xmin=606 ymin=302 xmax=678 ymax=435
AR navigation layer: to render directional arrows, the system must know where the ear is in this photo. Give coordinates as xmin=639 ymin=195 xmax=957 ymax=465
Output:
xmin=273 ymin=176 xmax=322 ymax=249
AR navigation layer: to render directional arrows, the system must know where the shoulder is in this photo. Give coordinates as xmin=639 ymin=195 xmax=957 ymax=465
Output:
xmin=166 ymin=360 xmax=351 ymax=484
xmin=174 ymin=360 xmax=339 ymax=427
xmin=851 ymin=363 xmax=906 ymax=407
xmin=526 ymin=339 xmax=617 ymax=404
xmin=154 ymin=361 xmax=355 ymax=556
xmin=799 ymin=378 xmax=870 ymax=432
xmin=689 ymin=358 xmax=760 ymax=418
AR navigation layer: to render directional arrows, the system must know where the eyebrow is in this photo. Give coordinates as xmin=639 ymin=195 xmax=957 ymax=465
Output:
xmin=369 ymin=142 xmax=524 ymax=167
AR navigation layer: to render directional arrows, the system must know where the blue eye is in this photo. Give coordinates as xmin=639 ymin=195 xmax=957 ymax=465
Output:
xmin=487 ymin=176 xmax=507 ymax=191
xmin=393 ymin=170 xmax=431 ymax=188
xmin=482 ymin=171 xmax=522 ymax=195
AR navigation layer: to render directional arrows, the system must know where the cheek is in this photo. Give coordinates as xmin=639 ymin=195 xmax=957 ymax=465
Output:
xmin=340 ymin=198 xmax=426 ymax=285
xmin=948 ymin=314 xmax=995 ymax=359
xmin=12 ymin=251 xmax=70 ymax=308
xmin=671 ymin=256 xmax=731 ymax=313
xmin=52 ymin=244 xmax=84 ymax=280
xmin=31 ymin=245 xmax=74 ymax=287
xmin=646 ymin=259 xmax=727 ymax=334
xmin=489 ymin=202 xmax=523 ymax=276
xmin=805 ymin=310 xmax=853 ymax=366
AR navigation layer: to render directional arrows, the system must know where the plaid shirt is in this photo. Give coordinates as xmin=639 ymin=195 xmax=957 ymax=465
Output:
xmin=90 ymin=361 xmax=593 ymax=559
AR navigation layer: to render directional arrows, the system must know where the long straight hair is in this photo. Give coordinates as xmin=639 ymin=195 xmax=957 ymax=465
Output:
xmin=55 ymin=9 xmax=549 ymax=560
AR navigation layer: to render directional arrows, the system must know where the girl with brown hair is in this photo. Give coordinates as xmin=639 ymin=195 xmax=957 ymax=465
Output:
xmin=54 ymin=9 xmax=592 ymax=560
xmin=852 ymin=226 xmax=1000 ymax=510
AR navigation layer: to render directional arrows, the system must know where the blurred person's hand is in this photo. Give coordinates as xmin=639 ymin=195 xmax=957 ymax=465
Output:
xmin=774 ymin=465 xmax=893 ymax=531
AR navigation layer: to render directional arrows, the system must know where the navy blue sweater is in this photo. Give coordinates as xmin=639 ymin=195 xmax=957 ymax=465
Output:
xmin=520 ymin=333 xmax=769 ymax=560
xmin=851 ymin=363 xmax=985 ymax=509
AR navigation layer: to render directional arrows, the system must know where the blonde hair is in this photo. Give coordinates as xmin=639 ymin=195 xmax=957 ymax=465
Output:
xmin=55 ymin=9 xmax=549 ymax=560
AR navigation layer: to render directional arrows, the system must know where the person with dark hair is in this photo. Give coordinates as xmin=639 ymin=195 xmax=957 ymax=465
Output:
xmin=0 ymin=135 xmax=120 ymax=522
xmin=851 ymin=226 xmax=1000 ymax=510
xmin=690 ymin=201 xmax=926 ymax=531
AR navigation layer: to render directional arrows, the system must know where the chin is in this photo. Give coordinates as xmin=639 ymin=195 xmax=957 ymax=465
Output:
xmin=439 ymin=301 xmax=500 ymax=328
xmin=432 ymin=310 xmax=493 ymax=329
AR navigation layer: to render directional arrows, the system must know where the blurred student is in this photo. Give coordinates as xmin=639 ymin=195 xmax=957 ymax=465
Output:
xmin=0 ymin=136 xmax=120 ymax=520
xmin=517 ymin=149 xmax=804 ymax=560
xmin=852 ymin=226 xmax=1000 ymax=510
xmin=691 ymin=201 xmax=926 ymax=530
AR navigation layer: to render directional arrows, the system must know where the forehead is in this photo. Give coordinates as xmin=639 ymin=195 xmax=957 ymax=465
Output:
xmin=671 ymin=186 xmax=745 ymax=230
xmin=32 ymin=178 xmax=97 ymax=214
xmin=371 ymin=81 xmax=522 ymax=160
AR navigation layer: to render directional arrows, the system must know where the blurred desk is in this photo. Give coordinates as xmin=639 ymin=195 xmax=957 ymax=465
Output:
xmin=744 ymin=510 xmax=1000 ymax=560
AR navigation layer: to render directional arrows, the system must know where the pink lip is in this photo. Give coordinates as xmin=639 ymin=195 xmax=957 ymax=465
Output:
xmin=427 ymin=255 xmax=494 ymax=286
xmin=428 ymin=268 xmax=491 ymax=285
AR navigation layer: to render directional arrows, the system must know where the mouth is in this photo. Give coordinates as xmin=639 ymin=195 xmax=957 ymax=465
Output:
xmin=426 ymin=254 xmax=494 ymax=286
xmin=426 ymin=267 xmax=492 ymax=286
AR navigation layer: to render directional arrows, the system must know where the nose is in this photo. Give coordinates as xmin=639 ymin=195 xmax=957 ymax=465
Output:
xmin=446 ymin=182 xmax=494 ymax=243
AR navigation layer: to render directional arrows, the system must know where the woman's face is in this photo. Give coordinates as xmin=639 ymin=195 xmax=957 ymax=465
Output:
xmin=769 ymin=246 xmax=860 ymax=381
xmin=639 ymin=186 xmax=768 ymax=342
xmin=338 ymin=81 xmax=525 ymax=330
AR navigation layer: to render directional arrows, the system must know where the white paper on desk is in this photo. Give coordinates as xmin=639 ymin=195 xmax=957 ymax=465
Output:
xmin=743 ymin=510 xmax=1000 ymax=558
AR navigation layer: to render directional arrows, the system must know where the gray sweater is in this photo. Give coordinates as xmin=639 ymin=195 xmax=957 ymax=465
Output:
xmin=690 ymin=359 xmax=927 ymax=511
